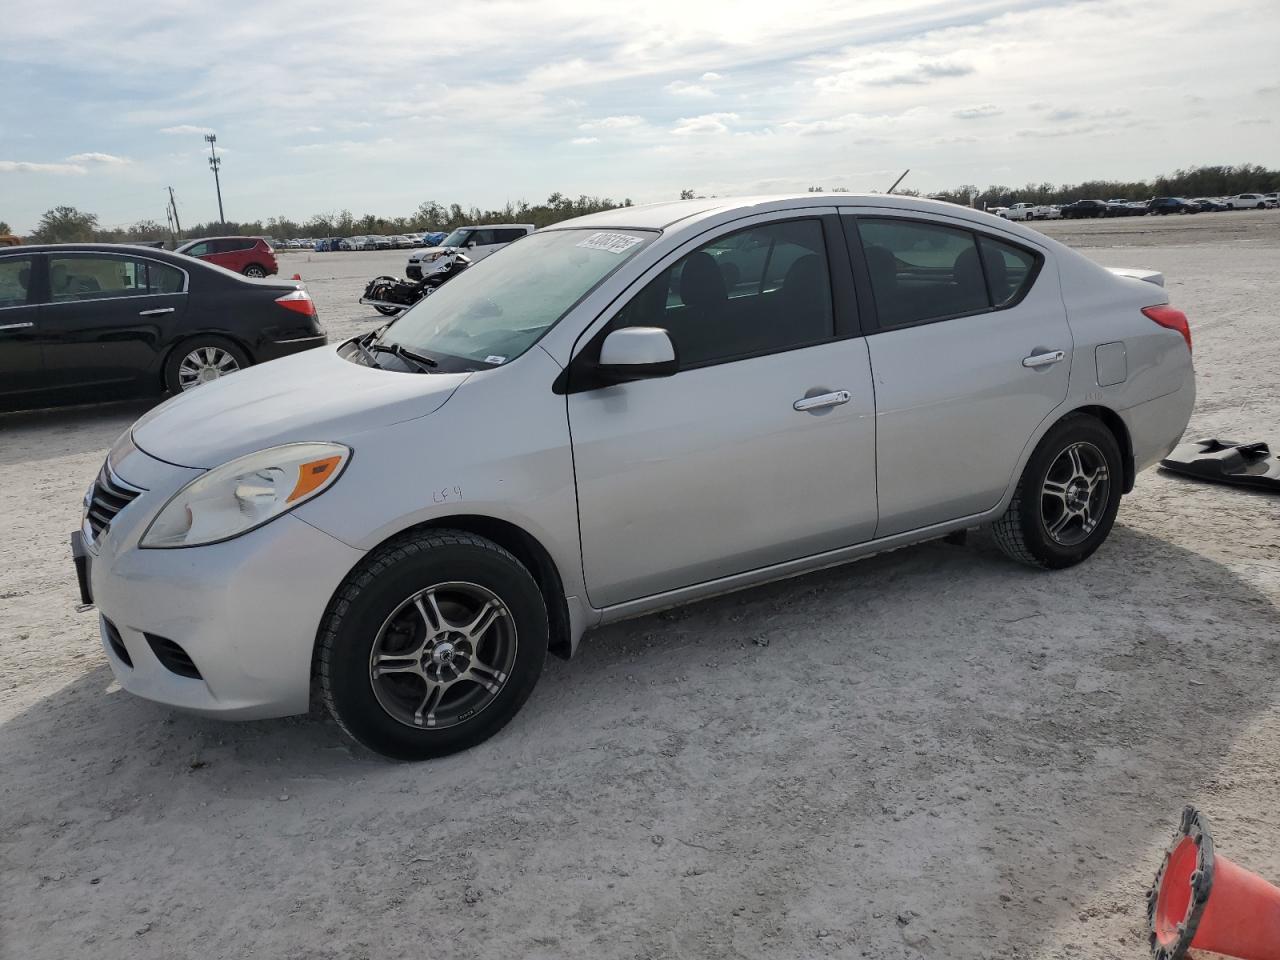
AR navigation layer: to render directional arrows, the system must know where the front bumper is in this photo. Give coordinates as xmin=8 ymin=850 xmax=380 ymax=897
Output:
xmin=83 ymin=450 xmax=365 ymax=719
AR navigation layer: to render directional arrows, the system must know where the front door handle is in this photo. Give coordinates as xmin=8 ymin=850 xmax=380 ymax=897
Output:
xmin=138 ymin=307 xmax=175 ymax=317
xmin=793 ymin=390 xmax=851 ymax=412
xmin=1022 ymin=350 xmax=1065 ymax=368
xmin=0 ymin=321 xmax=34 ymax=331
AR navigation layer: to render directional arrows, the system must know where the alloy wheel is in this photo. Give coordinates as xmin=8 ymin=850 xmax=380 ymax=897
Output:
xmin=369 ymin=581 xmax=518 ymax=730
xmin=1040 ymin=441 xmax=1110 ymax=546
xmin=244 ymin=265 xmax=266 ymax=278
xmin=177 ymin=346 xmax=241 ymax=390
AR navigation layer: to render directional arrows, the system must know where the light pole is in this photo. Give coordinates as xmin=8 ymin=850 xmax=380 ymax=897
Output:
xmin=204 ymin=133 xmax=225 ymax=225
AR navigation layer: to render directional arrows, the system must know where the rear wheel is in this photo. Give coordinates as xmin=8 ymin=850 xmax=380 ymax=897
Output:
xmin=164 ymin=336 xmax=249 ymax=393
xmin=374 ymin=304 xmax=402 ymax=316
xmin=991 ymin=414 xmax=1123 ymax=569
xmin=243 ymin=264 xmax=267 ymax=278
xmin=318 ymin=530 xmax=548 ymax=760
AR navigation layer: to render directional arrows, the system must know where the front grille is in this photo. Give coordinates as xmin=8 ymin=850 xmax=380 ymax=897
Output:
xmin=86 ymin=465 xmax=142 ymax=541
xmin=145 ymin=633 xmax=203 ymax=679
xmin=103 ymin=619 xmax=132 ymax=667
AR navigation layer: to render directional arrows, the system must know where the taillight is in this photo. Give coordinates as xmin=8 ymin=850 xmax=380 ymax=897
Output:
xmin=275 ymin=289 xmax=316 ymax=318
xmin=1142 ymin=304 xmax=1191 ymax=352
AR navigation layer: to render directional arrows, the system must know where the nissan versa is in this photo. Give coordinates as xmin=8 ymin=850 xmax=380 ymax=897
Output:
xmin=73 ymin=195 xmax=1195 ymax=760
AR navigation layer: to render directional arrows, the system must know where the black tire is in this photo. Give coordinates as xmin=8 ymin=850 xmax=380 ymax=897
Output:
xmin=243 ymin=263 xmax=267 ymax=278
xmin=163 ymin=335 xmax=250 ymax=393
xmin=990 ymin=414 xmax=1123 ymax=569
xmin=317 ymin=530 xmax=548 ymax=761
xmin=374 ymin=304 xmax=402 ymax=316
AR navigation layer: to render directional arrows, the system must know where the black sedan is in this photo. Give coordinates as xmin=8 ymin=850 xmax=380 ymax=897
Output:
xmin=0 ymin=243 xmax=326 ymax=412
xmin=1060 ymin=199 xmax=1109 ymax=219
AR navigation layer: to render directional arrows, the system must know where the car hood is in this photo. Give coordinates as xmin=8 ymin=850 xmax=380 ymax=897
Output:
xmin=131 ymin=345 xmax=470 ymax=469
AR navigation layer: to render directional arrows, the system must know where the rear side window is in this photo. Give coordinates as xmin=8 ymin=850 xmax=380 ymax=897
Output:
xmin=147 ymin=261 xmax=185 ymax=294
xmin=0 ymin=256 xmax=34 ymax=307
xmin=613 ymin=219 xmax=833 ymax=367
xmin=978 ymin=236 xmax=1037 ymax=307
xmin=496 ymin=228 xmax=527 ymax=243
xmin=858 ymin=219 xmax=988 ymax=327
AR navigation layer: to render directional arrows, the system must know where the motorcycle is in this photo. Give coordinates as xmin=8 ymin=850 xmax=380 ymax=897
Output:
xmin=359 ymin=251 xmax=472 ymax=316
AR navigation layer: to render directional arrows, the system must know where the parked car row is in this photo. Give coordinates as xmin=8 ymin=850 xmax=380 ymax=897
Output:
xmin=272 ymin=232 xmax=451 ymax=252
xmin=996 ymin=192 xmax=1278 ymax=220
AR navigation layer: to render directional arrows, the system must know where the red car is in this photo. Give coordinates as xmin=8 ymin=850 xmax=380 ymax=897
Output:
xmin=175 ymin=236 xmax=278 ymax=277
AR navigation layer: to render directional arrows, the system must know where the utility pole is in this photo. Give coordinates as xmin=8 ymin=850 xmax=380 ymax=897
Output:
xmin=204 ymin=133 xmax=225 ymax=225
xmin=167 ymin=185 xmax=182 ymax=239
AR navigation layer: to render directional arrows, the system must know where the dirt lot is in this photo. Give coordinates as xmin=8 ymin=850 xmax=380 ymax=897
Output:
xmin=2 ymin=210 xmax=1278 ymax=959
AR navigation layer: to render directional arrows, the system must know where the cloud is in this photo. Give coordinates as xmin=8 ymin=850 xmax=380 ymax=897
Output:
xmin=159 ymin=124 xmax=214 ymax=135
xmin=671 ymin=112 xmax=738 ymax=135
xmin=1045 ymin=108 xmax=1083 ymax=122
xmin=0 ymin=159 xmax=87 ymax=175
xmin=865 ymin=59 xmax=973 ymax=86
xmin=66 ymin=151 xmax=130 ymax=164
xmin=579 ymin=115 xmax=645 ymax=130
xmin=1017 ymin=123 xmax=1105 ymax=139
xmin=700 ymin=71 xmax=723 ymax=81
xmin=665 ymin=79 xmax=715 ymax=97
xmin=571 ymin=136 xmax=599 ymax=144
xmin=952 ymin=104 xmax=1001 ymax=120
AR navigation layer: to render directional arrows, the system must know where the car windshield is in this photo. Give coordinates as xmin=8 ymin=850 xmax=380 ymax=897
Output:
xmin=378 ymin=228 xmax=654 ymax=366
xmin=440 ymin=228 xmax=473 ymax=248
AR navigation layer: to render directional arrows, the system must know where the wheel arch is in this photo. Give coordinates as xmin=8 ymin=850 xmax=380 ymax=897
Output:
xmin=1071 ymin=404 xmax=1135 ymax=492
xmin=335 ymin=514 xmax=574 ymax=662
xmin=158 ymin=331 xmax=256 ymax=389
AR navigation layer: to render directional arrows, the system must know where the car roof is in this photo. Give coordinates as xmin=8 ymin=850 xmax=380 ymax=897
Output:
xmin=548 ymin=193 xmax=1046 ymax=236
xmin=6 ymin=242 xmax=190 ymax=258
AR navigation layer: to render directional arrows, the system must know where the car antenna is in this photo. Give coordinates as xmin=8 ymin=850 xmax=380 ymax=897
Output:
xmin=885 ymin=169 xmax=910 ymax=195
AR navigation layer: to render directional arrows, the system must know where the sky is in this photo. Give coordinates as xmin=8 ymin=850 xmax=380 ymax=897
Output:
xmin=1 ymin=0 xmax=1276 ymax=233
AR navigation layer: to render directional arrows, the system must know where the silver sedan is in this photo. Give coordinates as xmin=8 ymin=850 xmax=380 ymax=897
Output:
xmin=76 ymin=194 xmax=1195 ymax=759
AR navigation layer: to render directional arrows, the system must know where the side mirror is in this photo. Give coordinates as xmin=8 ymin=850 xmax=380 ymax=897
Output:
xmin=597 ymin=327 xmax=678 ymax=382
xmin=465 ymin=241 xmax=477 ymax=248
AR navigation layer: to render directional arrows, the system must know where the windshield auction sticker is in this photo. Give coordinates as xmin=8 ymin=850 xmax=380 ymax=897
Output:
xmin=576 ymin=232 xmax=643 ymax=254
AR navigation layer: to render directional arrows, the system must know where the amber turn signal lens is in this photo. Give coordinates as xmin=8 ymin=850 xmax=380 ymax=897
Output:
xmin=287 ymin=455 xmax=343 ymax=503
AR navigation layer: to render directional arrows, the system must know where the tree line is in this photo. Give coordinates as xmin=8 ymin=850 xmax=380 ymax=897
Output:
xmin=8 ymin=163 xmax=1277 ymax=244
xmin=925 ymin=163 xmax=1279 ymax=209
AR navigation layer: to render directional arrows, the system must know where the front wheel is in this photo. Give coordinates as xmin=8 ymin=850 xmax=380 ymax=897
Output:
xmin=374 ymin=304 xmax=402 ymax=316
xmin=990 ymin=414 xmax=1123 ymax=569
xmin=317 ymin=530 xmax=548 ymax=760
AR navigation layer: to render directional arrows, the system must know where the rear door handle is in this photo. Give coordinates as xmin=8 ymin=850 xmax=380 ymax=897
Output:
xmin=1022 ymin=350 xmax=1065 ymax=368
xmin=793 ymin=390 xmax=851 ymax=412
xmin=139 ymin=307 xmax=175 ymax=317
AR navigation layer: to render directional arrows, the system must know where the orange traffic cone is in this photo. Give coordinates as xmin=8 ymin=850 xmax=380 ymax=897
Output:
xmin=1149 ymin=807 xmax=1280 ymax=960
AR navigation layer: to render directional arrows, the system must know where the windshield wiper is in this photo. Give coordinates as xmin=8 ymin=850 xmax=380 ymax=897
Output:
xmin=368 ymin=340 xmax=439 ymax=372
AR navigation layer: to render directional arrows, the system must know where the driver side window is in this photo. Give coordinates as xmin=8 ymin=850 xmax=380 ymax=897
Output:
xmin=612 ymin=219 xmax=834 ymax=368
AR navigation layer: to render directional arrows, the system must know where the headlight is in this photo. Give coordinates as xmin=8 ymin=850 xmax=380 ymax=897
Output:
xmin=140 ymin=442 xmax=350 ymax=549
